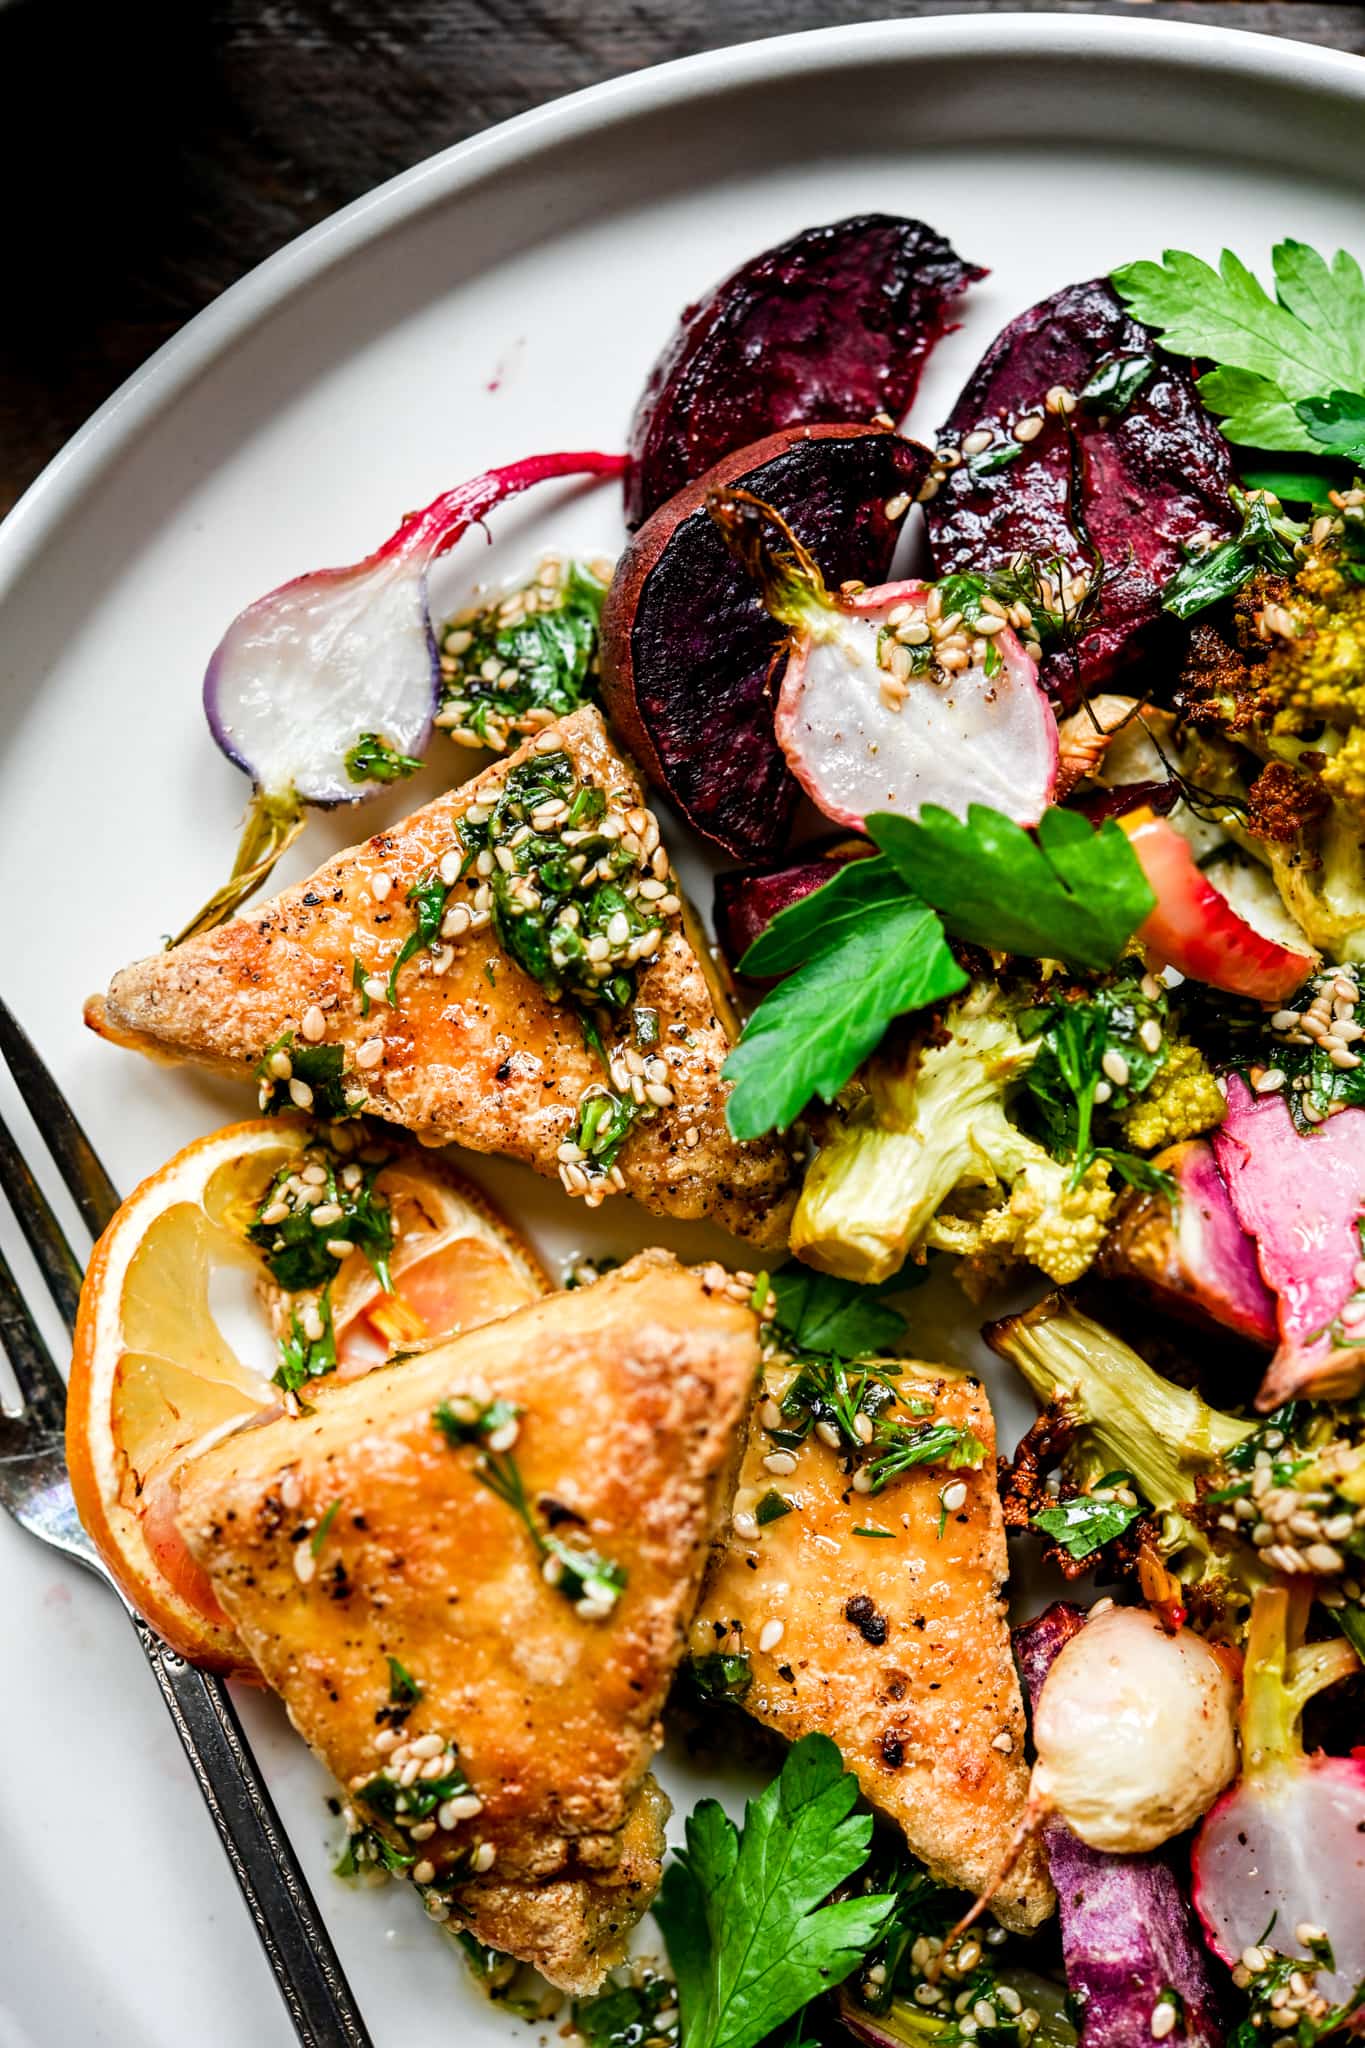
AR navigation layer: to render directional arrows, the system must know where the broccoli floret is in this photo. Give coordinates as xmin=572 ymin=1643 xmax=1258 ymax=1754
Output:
xmin=987 ymin=1294 xmax=1260 ymax=1607
xmin=1113 ymin=1032 xmax=1225 ymax=1152
xmin=790 ymin=984 xmax=1118 ymax=1287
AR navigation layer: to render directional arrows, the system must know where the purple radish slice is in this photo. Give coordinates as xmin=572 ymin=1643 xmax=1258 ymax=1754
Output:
xmin=1015 ymin=1603 xmax=1225 ymax=2048
xmin=626 ymin=213 xmax=985 ymax=528
xmin=1213 ymin=1074 xmax=1365 ymax=1408
xmin=1193 ymin=1583 xmax=1363 ymax=2002
xmin=600 ymin=424 xmax=930 ymax=861
xmin=1097 ymin=1137 xmax=1278 ymax=1350
xmin=181 ymin=449 xmax=624 ymax=942
xmin=708 ymin=490 xmax=1058 ymax=831
xmin=924 ymin=279 xmax=1237 ymax=707
xmin=713 ymin=837 xmax=872 ymax=975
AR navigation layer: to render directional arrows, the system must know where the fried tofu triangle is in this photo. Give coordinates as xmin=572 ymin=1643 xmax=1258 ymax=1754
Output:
xmin=695 ymin=1368 xmax=1054 ymax=1932
xmin=175 ymin=1251 xmax=761 ymax=1993
xmin=89 ymin=707 xmax=791 ymax=1247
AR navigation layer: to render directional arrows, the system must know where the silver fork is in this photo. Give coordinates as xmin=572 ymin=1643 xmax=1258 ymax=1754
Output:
xmin=0 ymin=996 xmax=374 ymax=2048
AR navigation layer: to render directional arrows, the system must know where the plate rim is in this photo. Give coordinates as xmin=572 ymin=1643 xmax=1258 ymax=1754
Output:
xmin=2 ymin=11 xmax=1364 ymax=601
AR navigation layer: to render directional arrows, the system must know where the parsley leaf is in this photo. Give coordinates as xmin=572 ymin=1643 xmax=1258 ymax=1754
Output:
xmin=654 ymin=1733 xmax=898 ymax=2048
xmin=768 ymin=1268 xmax=907 ymax=1359
xmin=724 ymin=859 xmax=966 ymax=1138
xmin=1112 ymin=242 xmax=1365 ymax=453
xmin=1034 ymin=1476 xmax=1142 ymax=1559
xmin=871 ymin=805 xmax=1155 ymax=973
xmin=343 ymin=732 xmax=424 ymax=785
xmin=723 ymin=810 xmax=1153 ymax=1139
xmin=386 ymin=1656 xmax=422 ymax=1705
xmin=1162 ymin=488 xmax=1299 ymax=620
xmin=387 ymin=868 xmax=452 ymax=1003
xmin=1079 ymin=352 xmax=1155 ymax=415
xmin=864 ymin=1419 xmax=986 ymax=1494
xmin=1297 ymin=390 xmax=1365 ymax=464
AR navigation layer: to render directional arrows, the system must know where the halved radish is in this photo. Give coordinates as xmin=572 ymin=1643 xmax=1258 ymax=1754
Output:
xmin=1193 ymin=1585 xmax=1364 ymax=2001
xmin=1121 ymin=809 xmax=1317 ymax=1003
xmin=708 ymin=488 xmax=1056 ymax=830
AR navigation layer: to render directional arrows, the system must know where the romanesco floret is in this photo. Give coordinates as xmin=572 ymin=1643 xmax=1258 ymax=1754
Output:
xmin=1175 ymin=527 xmax=1365 ymax=957
xmin=1113 ymin=1033 xmax=1225 ymax=1153
xmin=791 ymin=983 xmax=1117 ymax=1288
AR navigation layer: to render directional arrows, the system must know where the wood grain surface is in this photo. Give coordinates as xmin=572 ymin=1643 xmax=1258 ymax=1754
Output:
xmin=1 ymin=0 xmax=1360 ymax=515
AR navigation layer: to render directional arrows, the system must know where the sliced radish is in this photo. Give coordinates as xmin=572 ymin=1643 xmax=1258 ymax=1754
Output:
xmin=1214 ymin=1075 xmax=1365 ymax=1409
xmin=772 ymin=578 xmax=1057 ymax=829
xmin=179 ymin=450 xmax=623 ymax=940
xmin=1121 ymin=810 xmax=1317 ymax=1003
xmin=705 ymin=487 xmax=1056 ymax=831
xmin=206 ymin=450 xmax=624 ymax=806
xmin=1193 ymin=1586 xmax=1364 ymax=2001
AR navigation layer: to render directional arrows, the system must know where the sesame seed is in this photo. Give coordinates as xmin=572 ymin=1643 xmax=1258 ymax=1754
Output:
xmin=1296 ymin=1924 xmax=1326 ymax=1949
xmin=1101 ymin=1048 xmax=1130 ymax=1088
xmin=472 ymin=1842 xmax=496 ymax=1873
xmin=412 ymin=1859 xmax=436 ymax=1886
xmin=309 ymin=1201 xmax=343 ymax=1229
xmin=355 ymin=1037 xmax=385 ymax=1070
xmin=288 ymin=1078 xmax=314 ymax=1110
xmin=327 ymin=1238 xmax=356 ymax=1259
xmin=991 ymin=1729 xmax=1014 ymax=1753
xmin=293 ymin=1548 xmax=316 ymax=1585
xmin=884 ymin=493 xmax=911 ymax=521
xmin=732 ymin=1510 xmax=760 ymax=1541
xmin=942 ymin=1480 xmax=969 ymax=1512
xmin=758 ymin=1619 xmax=785 ymax=1653
xmin=1138 ymin=1017 xmax=1163 ymax=1054
xmin=763 ymin=1451 xmax=798 ymax=1477
xmin=1013 ymin=415 xmax=1044 ymax=443
xmin=962 ymin=428 xmax=994 ymax=456
xmin=1254 ymin=1068 xmax=1287 ymax=1093
xmin=1150 ymin=2004 xmax=1177 ymax=2041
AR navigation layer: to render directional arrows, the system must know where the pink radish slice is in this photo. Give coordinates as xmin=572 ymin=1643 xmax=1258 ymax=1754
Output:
xmin=204 ymin=450 xmax=624 ymax=806
xmin=773 ymin=580 xmax=1058 ymax=830
xmin=1214 ymin=1074 xmax=1365 ymax=1408
xmin=1194 ymin=1757 xmax=1365 ymax=2001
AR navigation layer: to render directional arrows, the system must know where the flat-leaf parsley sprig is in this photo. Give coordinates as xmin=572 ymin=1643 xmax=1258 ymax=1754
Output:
xmin=722 ymin=804 xmax=1155 ymax=1140
xmin=1112 ymin=241 xmax=1365 ymax=463
xmin=654 ymin=1732 xmax=898 ymax=2048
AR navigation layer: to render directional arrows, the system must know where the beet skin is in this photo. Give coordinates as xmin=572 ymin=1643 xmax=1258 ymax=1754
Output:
xmin=713 ymin=838 xmax=872 ymax=973
xmin=1015 ymin=1605 xmax=1224 ymax=2048
xmin=601 ymin=425 xmax=931 ymax=861
xmin=626 ymin=214 xmax=983 ymax=529
xmin=926 ymin=279 xmax=1236 ymax=705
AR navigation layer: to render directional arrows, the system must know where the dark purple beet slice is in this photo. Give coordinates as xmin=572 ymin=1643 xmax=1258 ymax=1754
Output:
xmin=625 ymin=214 xmax=984 ymax=529
xmin=714 ymin=838 xmax=872 ymax=973
xmin=925 ymin=280 xmax=1236 ymax=707
xmin=601 ymin=424 xmax=931 ymax=861
xmin=1015 ymin=1607 xmax=1225 ymax=2048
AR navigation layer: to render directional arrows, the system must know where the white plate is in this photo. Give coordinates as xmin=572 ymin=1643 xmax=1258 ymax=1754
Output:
xmin=2 ymin=15 xmax=1364 ymax=2044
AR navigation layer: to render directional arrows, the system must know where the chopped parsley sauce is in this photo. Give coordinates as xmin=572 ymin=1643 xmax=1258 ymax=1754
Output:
xmin=437 ymin=557 xmax=608 ymax=753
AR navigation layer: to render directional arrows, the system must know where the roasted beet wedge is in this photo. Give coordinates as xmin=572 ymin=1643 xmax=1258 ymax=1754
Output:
xmin=713 ymin=838 xmax=872 ymax=973
xmin=925 ymin=279 xmax=1236 ymax=705
xmin=625 ymin=214 xmax=983 ymax=528
xmin=600 ymin=425 xmax=930 ymax=860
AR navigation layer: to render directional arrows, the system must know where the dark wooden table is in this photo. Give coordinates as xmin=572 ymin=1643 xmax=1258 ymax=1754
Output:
xmin=1 ymin=0 xmax=1359 ymax=517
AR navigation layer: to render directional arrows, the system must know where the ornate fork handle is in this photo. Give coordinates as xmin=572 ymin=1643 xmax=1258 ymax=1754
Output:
xmin=132 ymin=1618 xmax=373 ymax=2048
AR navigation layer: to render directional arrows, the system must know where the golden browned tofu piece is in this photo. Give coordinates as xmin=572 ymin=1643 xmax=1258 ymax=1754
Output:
xmin=89 ymin=708 xmax=791 ymax=1246
xmin=694 ymin=1365 xmax=1053 ymax=1932
xmin=176 ymin=1252 xmax=760 ymax=1991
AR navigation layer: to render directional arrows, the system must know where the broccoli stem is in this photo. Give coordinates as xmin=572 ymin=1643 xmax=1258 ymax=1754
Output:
xmin=1242 ymin=1584 xmax=1361 ymax=1775
xmin=987 ymin=1297 xmax=1255 ymax=1549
